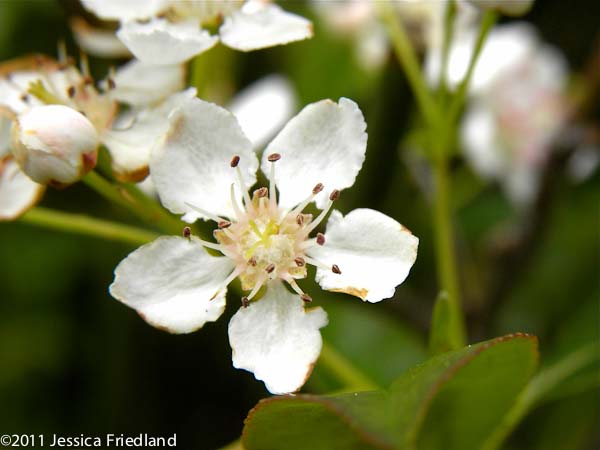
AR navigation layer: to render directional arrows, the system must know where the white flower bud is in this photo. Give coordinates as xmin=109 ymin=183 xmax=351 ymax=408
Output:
xmin=468 ymin=0 xmax=534 ymax=17
xmin=11 ymin=104 xmax=99 ymax=187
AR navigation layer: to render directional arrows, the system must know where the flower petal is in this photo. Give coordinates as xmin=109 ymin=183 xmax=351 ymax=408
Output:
xmin=228 ymin=74 xmax=296 ymax=150
xmin=117 ymin=18 xmax=218 ymax=65
xmin=220 ymin=1 xmax=313 ymax=52
xmin=228 ymin=281 xmax=328 ymax=394
xmin=0 ymin=158 xmax=44 ymax=221
xmin=110 ymin=236 xmax=235 ymax=334
xmin=307 ymin=209 xmax=419 ymax=303
xmin=81 ymin=0 xmax=168 ymax=21
xmin=103 ymin=59 xmax=185 ymax=106
xmin=150 ymin=96 xmax=258 ymax=222
xmin=262 ymin=97 xmax=367 ymax=209
xmin=70 ymin=17 xmax=131 ymax=58
xmin=102 ymin=88 xmax=197 ymax=182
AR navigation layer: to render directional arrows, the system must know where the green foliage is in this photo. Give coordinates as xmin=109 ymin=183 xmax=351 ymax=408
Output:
xmin=243 ymin=334 xmax=539 ymax=450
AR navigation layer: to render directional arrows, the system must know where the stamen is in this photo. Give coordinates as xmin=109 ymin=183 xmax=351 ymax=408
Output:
xmin=79 ymin=51 xmax=90 ymax=77
xmin=218 ymin=220 xmax=231 ymax=229
xmin=332 ymin=264 xmax=342 ymax=274
xmin=182 ymin=226 xmax=191 ymax=238
xmin=268 ymin=155 xmax=278 ymax=211
xmin=184 ymin=201 xmax=225 ymax=223
xmin=211 ymin=267 xmax=244 ymax=300
xmin=304 ymin=190 xmax=339 ymax=234
xmin=316 ymin=233 xmax=325 ymax=245
xmin=287 ymin=278 xmax=308 ymax=297
xmin=294 ymin=257 xmax=305 ymax=267
xmin=265 ymin=263 xmax=275 ymax=274
xmin=254 ymin=187 xmax=268 ymax=198
xmin=296 ymin=214 xmax=304 ymax=226
xmin=235 ymin=165 xmax=252 ymax=208
xmin=304 ymin=256 xmax=330 ymax=271
xmin=245 ymin=276 xmax=266 ymax=302
xmin=301 ymin=294 xmax=313 ymax=303
xmin=241 ymin=297 xmax=249 ymax=308
xmin=230 ymin=155 xmax=240 ymax=167
xmin=190 ymin=236 xmax=225 ymax=252
xmin=67 ymin=86 xmax=76 ymax=98
xmin=248 ymin=256 xmax=257 ymax=267
xmin=57 ymin=39 xmax=68 ymax=64
xmin=289 ymin=182 xmax=324 ymax=218
xmin=107 ymin=78 xmax=116 ymax=90
xmin=229 ymin=183 xmax=244 ymax=220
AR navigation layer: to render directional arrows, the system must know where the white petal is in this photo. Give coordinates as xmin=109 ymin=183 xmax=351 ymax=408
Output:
xmin=70 ymin=17 xmax=131 ymax=58
xmin=0 ymin=71 xmax=44 ymax=114
xmin=228 ymin=75 xmax=296 ymax=150
xmin=262 ymin=98 xmax=367 ymax=209
xmin=307 ymin=209 xmax=419 ymax=303
xmin=151 ymin=96 xmax=258 ymax=222
xmin=117 ymin=18 xmax=218 ymax=65
xmin=220 ymin=1 xmax=313 ymax=52
xmin=102 ymin=88 xmax=197 ymax=181
xmin=104 ymin=59 xmax=186 ymax=107
xmin=0 ymin=158 xmax=44 ymax=221
xmin=0 ymin=117 xmax=11 ymax=158
xmin=81 ymin=0 xmax=168 ymax=21
xmin=110 ymin=236 xmax=235 ymax=334
xmin=228 ymin=281 xmax=328 ymax=394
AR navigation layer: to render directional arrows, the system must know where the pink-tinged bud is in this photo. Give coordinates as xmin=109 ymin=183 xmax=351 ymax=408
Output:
xmin=11 ymin=104 xmax=99 ymax=187
xmin=467 ymin=0 xmax=534 ymax=17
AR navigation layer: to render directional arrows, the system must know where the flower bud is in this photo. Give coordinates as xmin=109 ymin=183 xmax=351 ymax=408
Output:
xmin=11 ymin=104 xmax=99 ymax=187
xmin=467 ymin=0 xmax=534 ymax=17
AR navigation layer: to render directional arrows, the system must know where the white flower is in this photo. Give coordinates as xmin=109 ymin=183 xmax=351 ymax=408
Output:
xmin=81 ymin=0 xmax=313 ymax=65
xmin=11 ymin=105 xmax=99 ymax=186
xmin=109 ymin=96 xmax=419 ymax=394
xmin=0 ymin=54 xmax=186 ymax=216
xmin=452 ymin=23 xmax=569 ymax=204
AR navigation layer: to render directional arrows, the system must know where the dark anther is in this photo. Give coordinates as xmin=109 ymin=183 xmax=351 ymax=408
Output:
xmin=265 ymin=264 xmax=275 ymax=274
xmin=230 ymin=155 xmax=240 ymax=167
xmin=255 ymin=187 xmax=268 ymax=198
xmin=20 ymin=94 xmax=29 ymax=102
xmin=67 ymin=86 xmax=76 ymax=98
xmin=296 ymin=214 xmax=304 ymax=226
xmin=248 ymin=257 xmax=257 ymax=267
xmin=312 ymin=183 xmax=324 ymax=194
xmin=267 ymin=153 xmax=281 ymax=162
xmin=183 ymin=226 xmax=191 ymax=238
xmin=332 ymin=264 xmax=342 ymax=274
xmin=83 ymin=76 xmax=94 ymax=86
xmin=294 ymin=257 xmax=305 ymax=267
xmin=329 ymin=189 xmax=340 ymax=201
xmin=316 ymin=233 xmax=326 ymax=246
xmin=301 ymin=294 xmax=312 ymax=303
xmin=218 ymin=220 xmax=232 ymax=229
xmin=107 ymin=78 xmax=116 ymax=90
xmin=241 ymin=297 xmax=249 ymax=308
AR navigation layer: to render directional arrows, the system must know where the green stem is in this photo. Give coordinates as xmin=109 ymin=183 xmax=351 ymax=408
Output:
xmin=319 ymin=342 xmax=379 ymax=391
xmin=447 ymin=10 xmax=497 ymax=124
xmin=379 ymin=1 xmax=439 ymax=128
xmin=82 ymin=171 xmax=182 ymax=235
xmin=439 ymin=0 xmax=457 ymax=100
xmin=481 ymin=344 xmax=599 ymax=450
xmin=19 ymin=207 xmax=159 ymax=246
xmin=432 ymin=159 xmax=466 ymax=348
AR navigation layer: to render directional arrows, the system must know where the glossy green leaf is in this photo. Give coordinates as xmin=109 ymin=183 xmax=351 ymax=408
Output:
xmin=243 ymin=334 xmax=539 ymax=450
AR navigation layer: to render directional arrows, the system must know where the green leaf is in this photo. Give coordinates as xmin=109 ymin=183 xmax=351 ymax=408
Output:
xmin=428 ymin=291 xmax=461 ymax=355
xmin=243 ymin=334 xmax=539 ymax=450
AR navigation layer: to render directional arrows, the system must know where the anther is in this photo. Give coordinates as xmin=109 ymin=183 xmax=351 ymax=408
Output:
xmin=83 ymin=76 xmax=94 ymax=86
xmin=329 ymin=189 xmax=340 ymax=201
xmin=107 ymin=78 xmax=116 ymax=90
xmin=313 ymin=183 xmax=324 ymax=194
xmin=67 ymin=86 xmax=76 ymax=98
xmin=218 ymin=220 xmax=231 ymax=229
xmin=255 ymin=187 xmax=268 ymax=198
xmin=20 ymin=94 xmax=29 ymax=102
xmin=267 ymin=153 xmax=281 ymax=162
xmin=248 ymin=256 xmax=257 ymax=267
xmin=241 ymin=297 xmax=249 ymax=308
xmin=294 ymin=257 xmax=305 ymax=267
xmin=265 ymin=264 xmax=275 ymax=274
xmin=301 ymin=294 xmax=312 ymax=303
xmin=182 ymin=226 xmax=191 ymax=238
xmin=316 ymin=233 xmax=326 ymax=246
xmin=230 ymin=155 xmax=240 ymax=168
xmin=332 ymin=264 xmax=342 ymax=274
xmin=296 ymin=214 xmax=304 ymax=226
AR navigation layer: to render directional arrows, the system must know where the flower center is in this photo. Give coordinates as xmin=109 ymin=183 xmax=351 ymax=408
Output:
xmin=185 ymin=153 xmax=343 ymax=307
